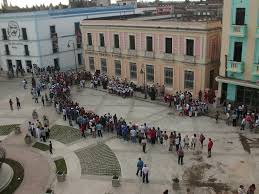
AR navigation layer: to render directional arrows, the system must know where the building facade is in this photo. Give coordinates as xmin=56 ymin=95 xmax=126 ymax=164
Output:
xmin=0 ymin=6 xmax=135 ymax=74
xmin=117 ymin=0 xmax=137 ymax=8
xmin=216 ymin=0 xmax=259 ymax=106
xmin=156 ymin=5 xmax=174 ymax=15
xmin=81 ymin=19 xmax=221 ymax=97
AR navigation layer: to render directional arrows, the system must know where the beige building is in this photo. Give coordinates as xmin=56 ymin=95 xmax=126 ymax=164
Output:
xmin=81 ymin=19 xmax=221 ymax=97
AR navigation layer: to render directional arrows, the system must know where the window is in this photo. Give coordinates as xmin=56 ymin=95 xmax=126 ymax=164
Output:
xmin=184 ymin=70 xmax=194 ymax=89
xmin=89 ymin=57 xmax=95 ymax=71
xmin=129 ymin=62 xmax=137 ymax=80
xmin=26 ymin=60 xmax=32 ymax=72
xmin=22 ymin=28 xmax=28 ymax=40
xmin=5 ymin=45 xmax=10 ymax=55
xmin=24 ymin=45 xmax=29 ymax=56
xmin=87 ymin=33 xmax=93 ymax=46
xmin=74 ymin=22 xmax=81 ymax=48
xmin=115 ymin=60 xmax=121 ymax=76
xmin=165 ymin=38 xmax=172 ymax=54
xmin=50 ymin=25 xmax=56 ymax=34
xmin=2 ymin=29 xmax=7 ymax=40
xmin=129 ymin=35 xmax=135 ymax=50
xmin=54 ymin=58 xmax=60 ymax=71
xmin=186 ymin=39 xmax=194 ymax=56
xmin=114 ymin=34 xmax=120 ymax=48
xmin=146 ymin=64 xmax=154 ymax=82
xmin=77 ymin=53 xmax=82 ymax=65
xmin=236 ymin=8 xmax=245 ymax=25
xmin=99 ymin=33 xmax=105 ymax=47
xmin=7 ymin=60 xmax=13 ymax=71
xmin=146 ymin=36 xmax=153 ymax=52
xmin=101 ymin=58 xmax=107 ymax=73
xmin=164 ymin=67 xmax=173 ymax=86
xmin=233 ymin=42 xmax=242 ymax=62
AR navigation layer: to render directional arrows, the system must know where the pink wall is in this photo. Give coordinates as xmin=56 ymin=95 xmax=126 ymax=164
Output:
xmin=195 ymin=37 xmax=201 ymax=60
xmin=159 ymin=34 xmax=164 ymax=53
xmin=136 ymin=32 xmax=141 ymax=51
xmin=173 ymin=35 xmax=179 ymax=55
xmin=123 ymin=32 xmax=128 ymax=51
xmin=141 ymin=32 xmax=145 ymax=51
xmin=105 ymin=32 xmax=111 ymax=49
xmin=179 ymin=35 xmax=185 ymax=55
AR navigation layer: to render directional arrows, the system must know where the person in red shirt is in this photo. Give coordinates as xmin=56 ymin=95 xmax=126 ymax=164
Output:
xmin=208 ymin=138 xmax=213 ymax=158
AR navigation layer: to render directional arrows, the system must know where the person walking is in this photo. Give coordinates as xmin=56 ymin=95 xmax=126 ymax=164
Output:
xmin=9 ymin=99 xmax=13 ymax=111
xmin=177 ymin=146 xmax=184 ymax=165
xmin=240 ymin=117 xmax=245 ymax=130
xmin=199 ymin=133 xmax=205 ymax=148
xmin=41 ymin=96 xmax=45 ymax=106
xmin=16 ymin=97 xmax=21 ymax=110
xmin=49 ymin=141 xmax=53 ymax=154
xmin=163 ymin=131 xmax=168 ymax=147
xmin=215 ymin=111 xmax=219 ymax=123
xmin=191 ymin=134 xmax=197 ymax=150
xmin=96 ymin=123 xmax=103 ymax=137
xmin=142 ymin=164 xmax=149 ymax=183
xmin=136 ymin=158 xmax=144 ymax=177
xmin=208 ymin=138 xmax=213 ymax=158
xmin=141 ymin=137 xmax=147 ymax=153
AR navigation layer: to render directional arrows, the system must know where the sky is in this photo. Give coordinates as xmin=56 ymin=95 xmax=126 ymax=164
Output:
xmin=5 ymin=0 xmax=196 ymax=8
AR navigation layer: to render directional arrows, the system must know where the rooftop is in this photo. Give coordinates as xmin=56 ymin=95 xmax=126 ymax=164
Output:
xmin=81 ymin=19 xmax=222 ymax=30
xmin=0 ymin=5 xmax=135 ymax=19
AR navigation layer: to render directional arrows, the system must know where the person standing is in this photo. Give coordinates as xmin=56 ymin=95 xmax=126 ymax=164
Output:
xmin=240 ymin=117 xmax=246 ymax=130
xmin=215 ymin=111 xmax=219 ymax=123
xmin=16 ymin=97 xmax=21 ymax=110
xmin=199 ymin=133 xmax=205 ymax=148
xmin=142 ymin=164 xmax=149 ymax=183
xmin=141 ymin=137 xmax=147 ymax=153
xmin=41 ymin=96 xmax=45 ymax=106
xmin=247 ymin=184 xmax=256 ymax=194
xmin=208 ymin=138 xmax=213 ymax=158
xmin=238 ymin=185 xmax=246 ymax=194
xmin=96 ymin=123 xmax=103 ymax=137
xmin=177 ymin=146 xmax=184 ymax=165
xmin=136 ymin=158 xmax=144 ymax=177
xmin=49 ymin=141 xmax=53 ymax=154
xmin=191 ymin=134 xmax=197 ymax=150
xmin=9 ymin=99 xmax=13 ymax=111
xmin=163 ymin=131 xmax=168 ymax=147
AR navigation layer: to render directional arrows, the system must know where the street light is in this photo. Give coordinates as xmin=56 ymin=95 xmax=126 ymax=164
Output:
xmin=140 ymin=65 xmax=147 ymax=99
xmin=67 ymin=40 xmax=77 ymax=72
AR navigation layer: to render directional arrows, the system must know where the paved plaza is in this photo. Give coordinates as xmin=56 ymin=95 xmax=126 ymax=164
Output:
xmin=0 ymin=79 xmax=259 ymax=194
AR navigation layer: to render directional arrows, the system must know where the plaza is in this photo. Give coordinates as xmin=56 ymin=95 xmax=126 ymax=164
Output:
xmin=0 ymin=78 xmax=258 ymax=194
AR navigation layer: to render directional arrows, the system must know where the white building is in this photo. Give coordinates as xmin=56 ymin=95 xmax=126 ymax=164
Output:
xmin=116 ymin=0 xmax=137 ymax=8
xmin=0 ymin=6 xmax=135 ymax=74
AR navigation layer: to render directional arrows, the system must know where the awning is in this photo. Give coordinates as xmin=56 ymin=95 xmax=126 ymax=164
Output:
xmin=216 ymin=76 xmax=259 ymax=90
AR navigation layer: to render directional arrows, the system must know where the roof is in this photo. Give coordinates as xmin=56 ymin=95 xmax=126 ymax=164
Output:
xmin=81 ymin=19 xmax=222 ymax=31
xmin=0 ymin=5 xmax=135 ymax=20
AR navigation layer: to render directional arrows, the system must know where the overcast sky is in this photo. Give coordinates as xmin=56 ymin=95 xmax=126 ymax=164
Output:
xmin=5 ymin=0 xmax=198 ymax=8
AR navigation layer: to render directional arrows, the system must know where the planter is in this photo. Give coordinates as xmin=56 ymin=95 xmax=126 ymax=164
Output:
xmin=46 ymin=188 xmax=54 ymax=194
xmin=24 ymin=135 xmax=32 ymax=145
xmin=56 ymin=171 xmax=66 ymax=182
xmin=15 ymin=127 xmax=21 ymax=135
xmin=112 ymin=177 xmax=120 ymax=187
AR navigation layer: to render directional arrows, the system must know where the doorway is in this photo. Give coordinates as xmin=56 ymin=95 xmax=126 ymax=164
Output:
xmin=235 ymin=8 xmax=245 ymax=25
xmin=16 ymin=60 xmax=22 ymax=71
xmin=7 ymin=59 xmax=13 ymax=72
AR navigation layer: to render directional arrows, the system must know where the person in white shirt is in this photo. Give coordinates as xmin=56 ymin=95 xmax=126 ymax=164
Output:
xmin=238 ymin=185 xmax=246 ymax=194
xmin=130 ymin=129 xmax=137 ymax=143
xmin=183 ymin=135 xmax=190 ymax=150
xmin=142 ymin=164 xmax=149 ymax=183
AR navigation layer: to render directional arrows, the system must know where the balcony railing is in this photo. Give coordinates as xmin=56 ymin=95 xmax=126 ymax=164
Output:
xmin=87 ymin=45 xmax=94 ymax=51
xmin=253 ymin=64 xmax=259 ymax=76
xmin=145 ymin=51 xmax=154 ymax=58
xmin=256 ymin=27 xmax=259 ymax=38
xmin=128 ymin=49 xmax=136 ymax=56
xmin=227 ymin=61 xmax=244 ymax=73
xmin=163 ymin=53 xmax=174 ymax=61
xmin=113 ymin=48 xmax=121 ymax=54
xmin=231 ymin=25 xmax=247 ymax=37
xmin=184 ymin=55 xmax=196 ymax=63
xmin=98 ymin=46 xmax=106 ymax=53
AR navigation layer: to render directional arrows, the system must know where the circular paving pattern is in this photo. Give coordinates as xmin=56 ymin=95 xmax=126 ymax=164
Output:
xmin=75 ymin=143 xmax=121 ymax=176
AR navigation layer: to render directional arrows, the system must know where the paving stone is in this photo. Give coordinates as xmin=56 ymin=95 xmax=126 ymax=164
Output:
xmin=0 ymin=124 xmax=20 ymax=136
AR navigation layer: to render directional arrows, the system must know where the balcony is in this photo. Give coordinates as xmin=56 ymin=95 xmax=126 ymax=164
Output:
xmin=145 ymin=51 xmax=154 ymax=58
xmin=227 ymin=61 xmax=244 ymax=73
xmin=112 ymin=48 xmax=121 ymax=54
xmin=98 ymin=46 xmax=106 ymax=53
xmin=163 ymin=53 xmax=174 ymax=61
xmin=87 ymin=45 xmax=94 ymax=51
xmin=252 ymin=64 xmax=259 ymax=76
xmin=184 ymin=55 xmax=196 ymax=63
xmin=128 ymin=49 xmax=136 ymax=56
xmin=256 ymin=27 xmax=259 ymax=38
xmin=231 ymin=25 xmax=247 ymax=37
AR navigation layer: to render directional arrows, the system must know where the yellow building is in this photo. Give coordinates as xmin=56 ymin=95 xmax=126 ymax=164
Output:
xmin=81 ymin=18 xmax=221 ymax=97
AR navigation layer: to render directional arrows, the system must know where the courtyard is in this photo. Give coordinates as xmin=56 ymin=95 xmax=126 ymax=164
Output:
xmin=0 ymin=79 xmax=259 ymax=194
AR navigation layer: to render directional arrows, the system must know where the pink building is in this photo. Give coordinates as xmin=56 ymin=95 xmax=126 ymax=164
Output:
xmin=81 ymin=18 xmax=221 ymax=97
xmin=156 ymin=5 xmax=174 ymax=15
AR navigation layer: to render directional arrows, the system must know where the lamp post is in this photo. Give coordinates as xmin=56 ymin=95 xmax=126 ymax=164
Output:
xmin=140 ymin=65 xmax=147 ymax=99
xmin=67 ymin=40 xmax=77 ymax=72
